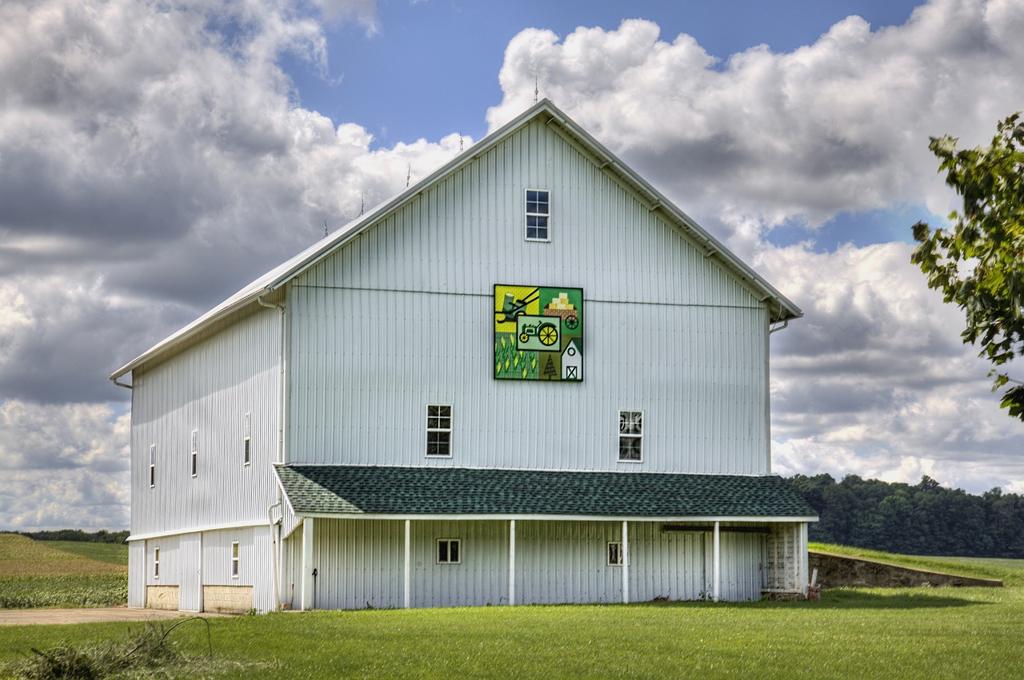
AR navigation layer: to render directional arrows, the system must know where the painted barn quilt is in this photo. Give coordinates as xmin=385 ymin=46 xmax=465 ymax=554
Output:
xmin=493 ymin=285 xmax=583 ymax=382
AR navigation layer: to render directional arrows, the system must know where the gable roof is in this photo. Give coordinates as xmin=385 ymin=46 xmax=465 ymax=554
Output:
xmin=275 ymin=465 xmax=818 ymax=519
xmin=111 ymin=99 xmax=801 ymax=380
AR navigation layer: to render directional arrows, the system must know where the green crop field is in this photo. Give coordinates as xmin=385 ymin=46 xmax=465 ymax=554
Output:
xmin=0 ymin=534 xmax=127 ymax=609
xmin=1 ymin=543 xmax=1023 ymax=678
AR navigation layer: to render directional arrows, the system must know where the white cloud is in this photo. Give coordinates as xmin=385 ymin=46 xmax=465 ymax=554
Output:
xmin=488 ymin=0 xmax=1024 ymax=233
xmin=0 ymin=400 xmax=129 ymax=530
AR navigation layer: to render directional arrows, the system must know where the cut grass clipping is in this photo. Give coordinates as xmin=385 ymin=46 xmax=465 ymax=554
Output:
xmin=2 ymin=619 xmax=256 ymax=680
xmin=0 ymin=534 xmax=127 ymax=608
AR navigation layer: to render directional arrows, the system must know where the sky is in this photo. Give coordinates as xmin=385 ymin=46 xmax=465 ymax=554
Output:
xmin=1 ymin=0 xmax=1023 ymax=530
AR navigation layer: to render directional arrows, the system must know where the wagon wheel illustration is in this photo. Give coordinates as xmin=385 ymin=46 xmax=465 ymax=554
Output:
xmin=538 ymin=323 xmax=558 ymax=346
xmin=564 ymin=313 xmax=579 ymax=330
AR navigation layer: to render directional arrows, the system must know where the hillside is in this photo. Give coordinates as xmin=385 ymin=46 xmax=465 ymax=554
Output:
xmin=0 ymin=533 xmax=127 ymax=608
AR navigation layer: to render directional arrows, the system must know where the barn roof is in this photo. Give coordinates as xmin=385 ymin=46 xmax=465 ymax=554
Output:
xmin=275 ymin=465 xmax=818 ymax=519
xmin=111 ymin=99 xmax=801 ymax=380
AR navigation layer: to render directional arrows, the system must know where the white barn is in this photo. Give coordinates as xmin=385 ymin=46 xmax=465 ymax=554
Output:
xmin=111 ymin=100 xmax=815 ymax=613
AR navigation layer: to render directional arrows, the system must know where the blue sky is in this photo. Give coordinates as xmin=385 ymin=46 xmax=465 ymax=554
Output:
xmin=287 ymin=0 xmax=921 ymax=144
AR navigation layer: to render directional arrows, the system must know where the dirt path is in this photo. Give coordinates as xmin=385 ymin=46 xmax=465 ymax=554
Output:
xmin=0 ymin=607 xmax=218 ymax=626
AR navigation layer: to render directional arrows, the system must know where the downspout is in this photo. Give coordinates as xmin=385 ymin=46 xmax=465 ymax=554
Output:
xmin=112 ymin=376 xmax=133 ymax=390
xmin=258 ymin=291 xmax=287 ymax=611
xmin=266 ymin=500 xmax=282 ymax=612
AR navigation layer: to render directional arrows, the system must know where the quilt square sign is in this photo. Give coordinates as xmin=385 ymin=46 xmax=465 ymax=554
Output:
xmin=493 ymin=284 xmax=583 ymax=382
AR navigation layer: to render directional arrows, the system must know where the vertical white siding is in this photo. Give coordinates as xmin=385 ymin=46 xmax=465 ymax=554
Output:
xmin=287 ymin=118 xmax=770 ymax=474
xmin=312 ymin=519 xmax=404 ymax=610
xmin=285 ymin=519 xmax=775 ymax=609
xmin=145 ymin=535 xmax=179 ymax=586
xmin=178 ymin=533 xmax=202 ymax=611
xmin=128 ymin=541 xmax=146 ymax=608
xmin=201 ymin=526 xmax=275 ymax=612
xmin=130 ymin=307 xmax=280 ymax=536
xmin=628 ymin=525 xmax=706 ymax=602
xmin=410 ymin=520 xmax=508 ymax=608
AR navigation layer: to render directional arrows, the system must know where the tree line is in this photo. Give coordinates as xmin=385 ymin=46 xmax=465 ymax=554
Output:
xmin=18 ymin=529 xmax=129 ymax=544
xmin=789 ymin=474 xmax=1024 ymax=558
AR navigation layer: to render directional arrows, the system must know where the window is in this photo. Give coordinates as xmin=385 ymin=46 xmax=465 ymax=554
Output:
xmin=426 ymin=405 xmax=452 ymax=457
xmin=243 ymin=412 xmax=251 ymax=466
xmin=149 ymin=444 xmax=156 ymax=488
xmin=618 ymin=411 xmax=643 ymax=462
xmin=231 ymin=542 xmax=240 ymax=578
xmin=607 ymin=541 xmax=623 ymax=566
xmin=436 ymin=538 xmax=461 ymax=564
xmin=190 ymin=429 xmax=198 ymax=478
xmin=525 ymin=189 xmax=550 ymax=241
xmin=153 ymin=547 xmax=160 ymax=579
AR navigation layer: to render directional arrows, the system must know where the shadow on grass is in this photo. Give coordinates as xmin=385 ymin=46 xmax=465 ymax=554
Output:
xmin=632 ymin=589 xmax=989 ymax=611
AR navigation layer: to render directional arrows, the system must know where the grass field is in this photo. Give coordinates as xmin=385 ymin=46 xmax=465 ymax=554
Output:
xmin=0 ymin=534 xmax=127 ymax=609
xmin=1 ymin=543 xmax=1022 ymax=678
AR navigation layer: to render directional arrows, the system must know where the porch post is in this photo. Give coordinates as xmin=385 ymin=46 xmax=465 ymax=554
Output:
xmin=799 ymin=522 xmax=809 ymax=596
xmin=621 ymin=520 xmax=630 ymax=604
xmin=403 ymin=519 xmax=411 ymax=609
xmin=508 ymin=519 xmax=516 ymax=606
xmin=300 ymin=517 xmax=314 ymax=611
xmin=712 ymin=520 xmax=720 ymax=602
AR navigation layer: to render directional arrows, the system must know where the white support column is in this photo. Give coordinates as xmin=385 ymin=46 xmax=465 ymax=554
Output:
xmin=712 ymin=520 xmax=721 ymax=603
xmin=621 ymin=520 xmax=630 ymax=604
xmin=799 ymin=522 xmax=809 ymax=596
xmin=403 ymin=519 xmax=411 ymax=609
xmin=508 ymin=519 xmax=516 ymax=606
xmin=300 ymin=517 xmax=314 ymax=611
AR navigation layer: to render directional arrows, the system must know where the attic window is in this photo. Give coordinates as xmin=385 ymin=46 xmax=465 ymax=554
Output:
xmin=525 ymin=190 xmax=549 ymax=241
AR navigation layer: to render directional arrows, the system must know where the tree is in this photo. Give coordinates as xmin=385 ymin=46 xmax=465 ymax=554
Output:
xmin=912 ymin=113 xmax=1024 ymax=420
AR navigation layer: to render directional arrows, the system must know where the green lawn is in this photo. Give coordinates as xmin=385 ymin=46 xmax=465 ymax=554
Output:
xmin=1 ymin=550 xmax=1023 ymax=679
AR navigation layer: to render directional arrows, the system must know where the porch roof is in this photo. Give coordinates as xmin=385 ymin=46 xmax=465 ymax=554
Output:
xmin=275 ymin=465 xmax=817 ymax=520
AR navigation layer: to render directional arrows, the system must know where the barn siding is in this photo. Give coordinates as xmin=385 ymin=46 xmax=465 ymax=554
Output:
xmin=201 ymin=526 xmax=276 ymax=613
xmin=291 ymin=519 xmax=768 ymax=610
xmin=130 ymin=306 xmax=280 ymax=536
xmin=287 ymin=118 xmax=770 ymax=474
xmin=128 ymin=541 xmax=146 ymax=608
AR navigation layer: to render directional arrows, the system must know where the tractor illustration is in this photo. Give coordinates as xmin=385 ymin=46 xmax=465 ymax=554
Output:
xmin=519 ymin=319 xmax=559 ymax=347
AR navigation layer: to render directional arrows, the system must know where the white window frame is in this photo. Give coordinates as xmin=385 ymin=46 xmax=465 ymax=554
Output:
xmin=436 ymin=538 xmax=462 ymax=565
xmin=190 ymin=429 xmax=198 ymax=479
xmin=231 ymin=541 xmax=240 ymax=578
xmin=525 ymin=188 xmax=550 ymax=242
xmin=243 ymin=412 xmax=251 ymax=467
xmin=149 ymin=444 xmax=156 ymax=488
xmin=425 ymin=404 xmax=453 ymax=458
xmin=618 ymin=410 xmax=644 ymax=463
xmin=153 ymin=547 xmax=160 ymax=579
xmin=607 ymin=541 xmax=623 ymax=566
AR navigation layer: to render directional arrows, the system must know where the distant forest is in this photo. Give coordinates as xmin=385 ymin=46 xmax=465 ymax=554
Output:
xmin=790 ymin=474 xmax=1024 ymax=558
xmin=19 ymin=529 xmax=129 ymax=544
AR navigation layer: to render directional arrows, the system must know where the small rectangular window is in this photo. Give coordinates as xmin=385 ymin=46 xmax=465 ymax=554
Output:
xmin=618 ymin=411 xmax=643 ymax=462
xmin=436 ymin=538 xmax=461 ymax=564
xmin=149 ymin=444 xmax=156 ymax=488
xmin=608 ymin=541 xmax=623 ymax=566
xmin=190 ymin=429 xmax=198 ymax=478
xmin=231 ymin=541 xmax=240 ymax=578
xmin=426 ymin=405 xmax=452 ymax=457
xmin=153 ymin=547 xmax=160 ymax=579
xmin=243 ymin=412 xmax=251 ymax=466
xmin=525 ymin=189 xmax=550 ymax=241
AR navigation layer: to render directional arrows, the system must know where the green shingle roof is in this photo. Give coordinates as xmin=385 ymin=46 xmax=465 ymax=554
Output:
xmin=275 ymin=465 xmax=817 ymax=519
